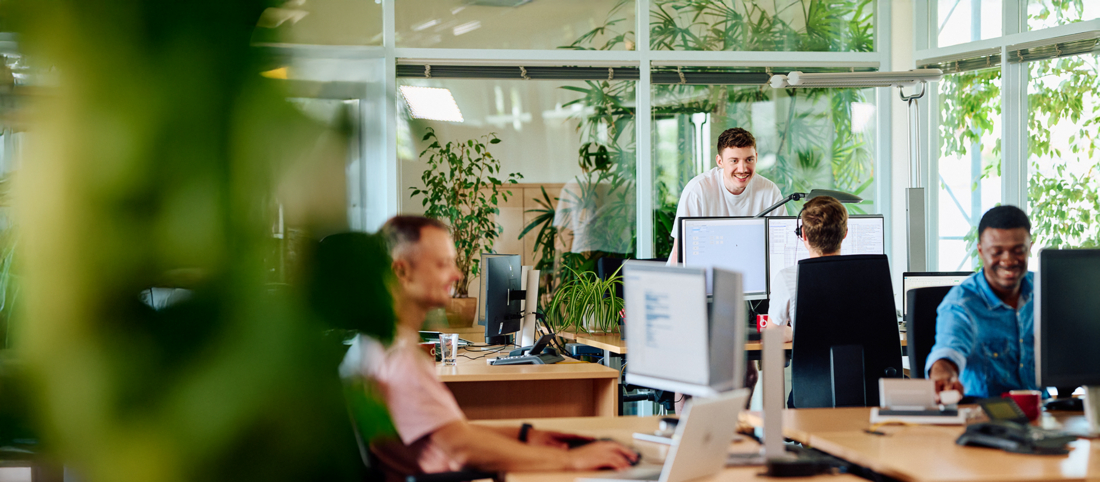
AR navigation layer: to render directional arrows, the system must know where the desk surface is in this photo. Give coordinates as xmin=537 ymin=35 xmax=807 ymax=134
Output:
xmin=437 ymin=347 xmax=619 ymax=382
xmin=473 ymin=416 xmax=862 ymax=482
xmin=775 ymin=407 xmax=1098 ymax=482
xmin=560 ymin=330 xmax=908 ymax=355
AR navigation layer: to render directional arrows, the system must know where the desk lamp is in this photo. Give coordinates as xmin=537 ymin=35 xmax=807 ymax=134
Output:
xmin=754 ymin=189 xmax=862 ymax=218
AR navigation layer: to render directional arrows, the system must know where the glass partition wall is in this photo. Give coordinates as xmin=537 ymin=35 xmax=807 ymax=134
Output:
xmin=267 ymin=0 xmax=894 ymax=300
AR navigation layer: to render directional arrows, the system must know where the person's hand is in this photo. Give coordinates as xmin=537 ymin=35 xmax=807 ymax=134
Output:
xmin=526 ymin=428 xmax=592 ymax=449
xmin=566 ymin=441 xmax=639 ymax=471
xmin=929 ymin=359 xmax=964 ymax=398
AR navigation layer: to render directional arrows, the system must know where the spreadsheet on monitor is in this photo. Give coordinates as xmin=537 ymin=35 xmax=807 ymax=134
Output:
xmin=766 ymin=215 xmax=885 ymax=296
xmin=680 ymin=217 xmax=768 ymax=299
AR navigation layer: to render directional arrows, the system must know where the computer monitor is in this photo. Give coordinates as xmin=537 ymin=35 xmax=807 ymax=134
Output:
xmin=479 ymin=254 xmax=523 ymax=345
xmin=1036 ymin=248 xmax=1100 ymax=390
xmin=766 ymin=214 xmax=884 ymax=297
xmin=678 ymin=217 xmax=768 ymax=300
xmin=622 ymin=261 xmax=746 ymax=397
xmin=901 ymin=272 xmax=972 ymax=317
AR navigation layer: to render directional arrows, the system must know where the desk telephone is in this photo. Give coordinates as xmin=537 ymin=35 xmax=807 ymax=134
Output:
xmin=956 ymin=420 xmax=1076 ymax=455
xmin=490 ymin=334 xmax=564 ymax=365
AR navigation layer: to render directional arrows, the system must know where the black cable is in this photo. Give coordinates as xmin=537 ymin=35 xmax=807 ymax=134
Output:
xmin=458 ymin=346 xmax=508 ymax=361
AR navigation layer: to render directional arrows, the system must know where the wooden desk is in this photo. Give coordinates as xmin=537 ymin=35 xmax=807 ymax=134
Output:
xmin=559 ymin=330 xmax=908 ymax=354
xmin=437 ymin=347 xmax=619 ymax=420
xmin=776 ymin=407 xmax=1099 ymax=482
xmin=473 ymin=416 xmax=862 ymax=482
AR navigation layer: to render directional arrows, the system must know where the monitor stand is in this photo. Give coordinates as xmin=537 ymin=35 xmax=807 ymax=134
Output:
xmin=1083 ymin=386 xmax=1100 ymax=436
xmin=486 ymin=334 xmax=512 ymax=346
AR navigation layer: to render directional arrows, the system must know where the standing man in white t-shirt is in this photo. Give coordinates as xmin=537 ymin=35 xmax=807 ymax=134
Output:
xmin=669 ymin=127 xmax=785 ymax=262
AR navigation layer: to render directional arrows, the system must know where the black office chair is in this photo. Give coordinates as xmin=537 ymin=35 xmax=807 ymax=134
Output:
xmin=791 ymin=254 xmax=903 ymax=408
xmin=904 ymin=286 xmax=954 ymax=379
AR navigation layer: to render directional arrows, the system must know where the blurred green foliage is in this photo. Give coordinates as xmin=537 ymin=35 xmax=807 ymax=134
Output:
xmin=5 ymin=1 xmax=395 ymax=481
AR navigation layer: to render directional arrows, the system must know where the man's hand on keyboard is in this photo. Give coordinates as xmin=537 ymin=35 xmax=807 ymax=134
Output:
xmin=567 ymin=441 xmax=639 ymax=471
xmin=527 ymin=428 xmax=594 ymax=449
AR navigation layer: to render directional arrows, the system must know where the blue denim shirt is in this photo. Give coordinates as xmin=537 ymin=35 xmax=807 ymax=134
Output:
xmin=924 ymin=269 xmax=1037 ymax=398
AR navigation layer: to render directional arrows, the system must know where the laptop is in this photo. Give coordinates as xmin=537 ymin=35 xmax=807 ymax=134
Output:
xmin=577 ymin=388 xmax=750 ymax=482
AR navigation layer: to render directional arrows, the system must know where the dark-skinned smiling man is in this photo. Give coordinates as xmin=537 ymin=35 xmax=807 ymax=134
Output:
xmin=926 ymin=205 xmax=1044 ymax=399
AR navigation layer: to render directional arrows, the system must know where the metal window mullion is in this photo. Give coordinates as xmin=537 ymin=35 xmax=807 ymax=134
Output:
xmin=382 ymin=0 xmax=398 ymax=227
xmin=636 ymin=0 xmax=653 ymax=259
xmin=924 ymin=83 xmax=940 ymax=270
xmin=877 ymin=0 xmax=894 ymax=272
xmin=917 ymin=19 xmax=1100 ymax=64
xmin=1001 ymin=48 xmax=1028 ymax=211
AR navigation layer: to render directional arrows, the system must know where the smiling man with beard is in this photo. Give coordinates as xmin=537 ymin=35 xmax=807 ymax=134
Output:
xmin=669 ymin=128 xmax=785 ymax=262
xmin=926 ymin=205 xmax=1041 ymax=399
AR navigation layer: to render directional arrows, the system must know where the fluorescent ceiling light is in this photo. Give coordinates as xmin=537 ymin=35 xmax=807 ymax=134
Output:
xmin=769 ymin=69 xmax=943 ymax=88
xmin=453 ymin=21 xmax=481 ymax=36
xmin=413 ymin=19 xmax=440 ymax=32
xmin=399 ymin=86 xmax=464 ymax=122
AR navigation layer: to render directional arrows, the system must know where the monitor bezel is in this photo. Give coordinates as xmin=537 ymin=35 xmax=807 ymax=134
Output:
xmin=900 ymin=271 xmax=973 ymax=317
xmin=1036 ymin=248 xmax=1100 ymax=388
xmin=678 ymin=216 xmax=769 ymax=298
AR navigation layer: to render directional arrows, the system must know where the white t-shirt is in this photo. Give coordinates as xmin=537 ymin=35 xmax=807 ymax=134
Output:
xmin=767 ymin=265 xmax=798 ymax=327
xmin=670 ymin=167 xmax=785 ymax=239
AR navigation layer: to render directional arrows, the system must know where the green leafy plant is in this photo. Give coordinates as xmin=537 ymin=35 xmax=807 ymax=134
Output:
xmin=411 ymin=127 xmax=522 ymax=297
xmin=545 ymin=265 xmax=623 ymax=334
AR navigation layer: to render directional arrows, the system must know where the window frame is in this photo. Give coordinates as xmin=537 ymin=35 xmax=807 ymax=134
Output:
xmin=916 ymin=0 xmax=1100 ymax=269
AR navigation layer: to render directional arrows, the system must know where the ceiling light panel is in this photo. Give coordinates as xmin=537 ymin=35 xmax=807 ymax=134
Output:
xmin=399 ymin=86 xmax=464 ymax=122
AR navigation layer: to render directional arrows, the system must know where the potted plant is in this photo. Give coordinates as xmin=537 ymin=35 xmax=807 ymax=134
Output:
xmin=411 ymin=127 xmax=522 ymax=326
xmin=545 ymin=265 xmax=623 ymax=334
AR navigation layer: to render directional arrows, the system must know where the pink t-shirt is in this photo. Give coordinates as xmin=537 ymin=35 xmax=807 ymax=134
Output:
xmin=367 ymin=337 xmax=467 ymax=480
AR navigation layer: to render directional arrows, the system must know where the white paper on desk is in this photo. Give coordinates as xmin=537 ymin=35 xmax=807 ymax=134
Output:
xmin=623 ymin=267 xmax=709 ymax=387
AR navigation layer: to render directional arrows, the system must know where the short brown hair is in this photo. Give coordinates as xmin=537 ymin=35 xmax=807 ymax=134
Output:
xmin=800 ymin=196 xmax=847 ymax=254
xmin=381 ymin=215 xmax=449 ymax=259
xmin=717 ymin=128 xmax=756 ymax=152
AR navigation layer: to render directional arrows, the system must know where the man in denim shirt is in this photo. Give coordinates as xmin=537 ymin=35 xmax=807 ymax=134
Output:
xmin=926 ymin=206 xmax=1040 ymax=398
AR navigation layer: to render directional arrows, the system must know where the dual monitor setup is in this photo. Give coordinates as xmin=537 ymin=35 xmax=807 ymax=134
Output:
xmin=678 ymin=215 xmax=886 ymax=298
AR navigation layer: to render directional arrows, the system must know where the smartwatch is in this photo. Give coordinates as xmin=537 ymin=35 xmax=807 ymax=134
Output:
xmin=518 ymin=423 xmax=533 ymax=443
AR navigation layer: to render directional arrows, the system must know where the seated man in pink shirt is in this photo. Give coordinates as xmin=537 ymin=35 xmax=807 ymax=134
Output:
xmin=366 ymin=215 xmax=638 ymax=480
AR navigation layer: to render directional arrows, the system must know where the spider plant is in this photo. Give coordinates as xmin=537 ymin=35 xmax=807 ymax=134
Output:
xmin=546 ymin=265 xmax=623 ymax=334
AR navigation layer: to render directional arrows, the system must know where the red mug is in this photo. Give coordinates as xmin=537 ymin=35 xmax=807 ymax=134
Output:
xmin=1003 ymin=390 xmax=1042 ymax=422
xmin=756 ymin=314 xmax=770 ymax=332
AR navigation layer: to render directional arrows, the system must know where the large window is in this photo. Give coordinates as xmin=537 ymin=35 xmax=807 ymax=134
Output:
xmin=936 ymin=0 xmax=1002 ymax=48
xmin=936 ymin=69 xmax=1001 ymax=271
xmin=1027 ymin=53 xmax=1100 ymax=249
xmin=1027 ymin=0 xmax=1100 ymax=30
xmin=395 ymin=0 xmax=636 ymax=50
xmin=649 ymin=0 xmax=874 ymax=52
xmin=252 ymin=0 xmax=382 ymax=46
xmin=922 ymin=0 xmax=1100 ymax=270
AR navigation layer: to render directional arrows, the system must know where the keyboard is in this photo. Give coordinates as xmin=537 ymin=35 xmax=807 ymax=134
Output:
xmin=490 ymin=352 xmax=565 ymax=365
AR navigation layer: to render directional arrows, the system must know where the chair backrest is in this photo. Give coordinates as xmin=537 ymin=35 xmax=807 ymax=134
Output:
xmin=904 ymin=286 xmax=954 ymax=379
xmin=791 ymin=254 xmax=902 ymax=408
